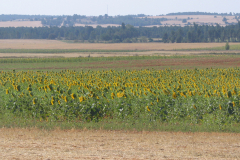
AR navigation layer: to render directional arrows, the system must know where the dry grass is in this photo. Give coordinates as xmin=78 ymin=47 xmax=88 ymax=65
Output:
xmin=1 ymin=50 xmax=240 ymax=58
xmin=0 ymin=39 xmax=239 ymax=58
xmin=1 ymin=128 xmax=240 ymax=159
xmin=0 ymin=21 xmax=42 ymax=28
xmin=0 ymin=39 xmax=236 ymax=50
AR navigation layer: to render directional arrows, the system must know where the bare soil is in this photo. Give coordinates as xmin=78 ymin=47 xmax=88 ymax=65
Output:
xmin=0 ymin=128 xmax=240 ymax=159
xmin=66 ymin=57 xmax=240 ymax=70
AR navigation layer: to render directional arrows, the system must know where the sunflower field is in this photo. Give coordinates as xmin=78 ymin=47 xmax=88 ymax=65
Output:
xmin=1 ymin=68 xmax=240 ymax=126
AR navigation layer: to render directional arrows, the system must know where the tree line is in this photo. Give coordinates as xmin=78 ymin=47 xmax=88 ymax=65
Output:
xmin=166 ymin=12 xmax=240 ymax=16
xmin=162 ymin=22 xmax=240 ymax=43
xmin=0 ymin=14 xmax=165 ymax=27
xmin=0 ymin=22 xmax=240 ymax=43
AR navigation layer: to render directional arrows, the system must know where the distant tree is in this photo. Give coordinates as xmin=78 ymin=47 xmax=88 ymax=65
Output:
xmin=175 ymin=29 xmax=184 ymax=43
xmin=48 ymin=33 xmax=56 ymax=39
xmin=101 ymin=33 xmax=111 ymax=41
xmin=187 ymin=31 xmax=193 ymax=42
xmin=148 ymin=38 xmax=153 ymax=42
xmin=225 ymin=42 xmax=230 ymax=50
xmin=132 ymin=38 xmax=138 ymax=43
xmin=162 ymin=33 xmax=168 ymax=43
xmin=123 ymin=38 xmax=132 ymax=43
xmin=104 ymin=14 xmax=108 ymax=19
xmin=121 ymin=22 xmax=126 ymax=30
xmin=222 ymin=17 xmax=227 ymax=22
xmin=176 ymin=35 xmax=182 ymax=43
xmin=182 ymin=19 xmax=187 ymax=23
xmin=170 ymin=31 xmax=176 ymax=43
xmin=139 ymin=36 xmax=147 ymax=43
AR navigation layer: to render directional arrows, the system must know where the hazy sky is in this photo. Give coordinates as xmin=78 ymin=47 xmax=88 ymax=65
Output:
xmin=1 ymin=0 xmax=240 ymax=16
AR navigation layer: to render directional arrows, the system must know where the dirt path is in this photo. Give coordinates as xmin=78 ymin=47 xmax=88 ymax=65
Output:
xmin=0 ymin=128 xmax=240 ymax=159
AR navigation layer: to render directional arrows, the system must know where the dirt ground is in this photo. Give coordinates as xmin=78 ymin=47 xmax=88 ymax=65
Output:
xmin=0 ymin=128 xmax=240 ymax=160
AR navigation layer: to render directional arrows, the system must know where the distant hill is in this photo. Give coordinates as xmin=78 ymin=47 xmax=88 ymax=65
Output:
xmin=166 ymin=12 xmax=240 ymax=16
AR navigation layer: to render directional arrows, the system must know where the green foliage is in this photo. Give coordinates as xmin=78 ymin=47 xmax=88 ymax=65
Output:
xmin=0 ymin=21 xmax=240 ymax=43
xmin=1 ymin=68 xmax=240 ymax=132
xmin=225 ymin=42 xmax=230 ymax=50
xmin=182 ymin=19 xmax=187 ymax=23
xmin=222 ymin=17 xmax=228 ymax=22
xmin=167 ymin=12 xmax=236 ymax=16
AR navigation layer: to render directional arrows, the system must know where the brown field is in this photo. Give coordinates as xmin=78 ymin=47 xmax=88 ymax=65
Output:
xmin=145 ymin=15 xmax=238 ymax=26
xmin=1 ymin=55 xmax=239 ymax=71
xmin=1 ymin=128 xmax=240 ymax=159
xmin=0 ymin=39 xmax=237 ymax=50
xmin=79 ymin=56 xmax=240 ymax=70
xmin=0 ymin=39 xmax=240 ymax=58
xmin=0 ymin=21 xmax=42 ymax=28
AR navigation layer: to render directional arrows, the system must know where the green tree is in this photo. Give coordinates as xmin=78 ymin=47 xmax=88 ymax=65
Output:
xmin=148 ymin=38 xmax=153 ymax=42
xmin=139 ymin=36 xmax=147 ymax=43
xmin=222 ymin=17 xmax=227 ymax=22
xmin=162 ymin=33 xmax=168 ymax=43
xmin=182 ymin=19 xmax=187 ymax=23
xmin=121 ymin=22 xmax=126 ymax=30
xmin=225 ymin=42 xmax=230 ymax=50
xmin=170 ymin=31 xmax=176 ymax=43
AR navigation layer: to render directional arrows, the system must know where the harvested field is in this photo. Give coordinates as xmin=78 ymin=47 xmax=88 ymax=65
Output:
xmin=0 ymin=21 xmax=42 ymax=28
xmin=0 ymin=39 xmax=238 ymax=50
xmin=0 ymin=128 xmax=240 ymax=159
xmin=145 ymin=15 xmax=238 ymax=26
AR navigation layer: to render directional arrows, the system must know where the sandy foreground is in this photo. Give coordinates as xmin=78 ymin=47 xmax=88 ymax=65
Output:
xmin=0 ymin=128 xmax=240 ymax=160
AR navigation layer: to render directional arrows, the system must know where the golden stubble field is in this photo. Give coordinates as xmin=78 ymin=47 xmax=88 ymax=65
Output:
xmin=0 ymin=39 xmax=240 ymax=58
xmin=0 ymin=39 xmax=232 ymax=50
xmin=145 ymin=15 xmax=238 ymax=27
xmin=0 ymin=128 xmax=240 ymax=159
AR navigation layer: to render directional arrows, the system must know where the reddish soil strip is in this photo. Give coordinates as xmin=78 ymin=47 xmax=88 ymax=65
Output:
xmin=1 ymin=57 xmax=240 ymax=71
